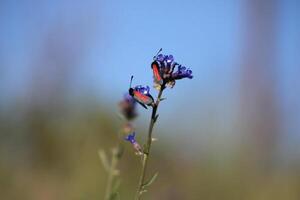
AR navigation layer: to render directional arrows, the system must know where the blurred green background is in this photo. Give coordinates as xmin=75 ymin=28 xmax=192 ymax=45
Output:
xmin=0 ymin=0 xmax=300 ymax=199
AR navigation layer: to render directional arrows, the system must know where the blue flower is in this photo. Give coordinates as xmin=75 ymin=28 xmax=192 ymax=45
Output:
xmin=155 ymin=54 xmax=176 ymax=67
xmin=124 ymin=132 xmax=136 ymax=144
xmin=124 ymin=132 xmax=143 ymax=154
xmin=172 ymin=65 xmax=193 ymax=80
xmin=166 ymin=55 xmax=174 ymax=63
xmin=155 ymin=54 xmax=174 ymax=63
xmin=156 ymin=54 xmax=165 ymax=62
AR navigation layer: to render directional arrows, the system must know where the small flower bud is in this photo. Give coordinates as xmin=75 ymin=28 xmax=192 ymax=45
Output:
xmin=119 ymin=93 xmax=137 ymax=120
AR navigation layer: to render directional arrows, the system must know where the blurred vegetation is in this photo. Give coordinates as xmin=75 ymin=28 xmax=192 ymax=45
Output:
xmin=0 ymin=99 xmax=299 ymax=200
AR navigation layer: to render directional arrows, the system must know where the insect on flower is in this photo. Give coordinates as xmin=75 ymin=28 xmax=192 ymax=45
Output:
xmin=151 ymin=48 xmax=164 ymax=86
xmin=128 ymin=76 xmax=154 ymax=109
xmin=151 ymin=49 xmax=193 ymax=88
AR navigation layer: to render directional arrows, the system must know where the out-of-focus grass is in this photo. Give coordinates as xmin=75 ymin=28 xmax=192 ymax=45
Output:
xmin=0 ymin=101 xmax=299 ymax=200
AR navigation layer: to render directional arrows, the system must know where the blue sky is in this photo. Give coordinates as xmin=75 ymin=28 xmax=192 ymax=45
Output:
xmin=0 ymin=0 xmax=299 ymax=154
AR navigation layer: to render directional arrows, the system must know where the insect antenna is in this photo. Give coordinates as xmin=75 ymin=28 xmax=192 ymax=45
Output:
xmin=153 ymin=48 xmax=162 ymax=60
xmin=129 ymin=75 xmax=134 ymax=88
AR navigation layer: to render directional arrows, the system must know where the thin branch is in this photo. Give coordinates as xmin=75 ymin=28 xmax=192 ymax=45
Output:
xmin=135 ymin=85 xmax=165 ymax=200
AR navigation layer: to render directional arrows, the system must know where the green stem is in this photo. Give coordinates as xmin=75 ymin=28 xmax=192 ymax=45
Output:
xmin=104 ymin=145 xmax=121 ymax=200
xmin=135 ymin=85 xmax=165 ymax=200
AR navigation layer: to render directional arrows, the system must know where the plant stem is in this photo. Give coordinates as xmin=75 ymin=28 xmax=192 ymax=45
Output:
xmin=135 ymin=85 xmax=165 ymax=200
xmin=104 ymin=145 xmax=121 ymax=200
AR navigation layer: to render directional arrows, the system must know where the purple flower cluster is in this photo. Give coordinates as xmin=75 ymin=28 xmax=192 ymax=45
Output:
xmin=172 ymin=65 xmax=193 ymax=80
xmin=153 ymin=53 xmax=193 ymax=88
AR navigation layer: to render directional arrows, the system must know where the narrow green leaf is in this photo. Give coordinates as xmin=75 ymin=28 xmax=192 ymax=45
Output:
xmin=142 ymin=172 xmax=159 ymax=188
xmin=109 ymin=179 xmax=121 ymax=200
xmin=98 ymin=149 xmax=110 ymax=171
xmin=159 ymin=97 xmax=166 ymax=101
